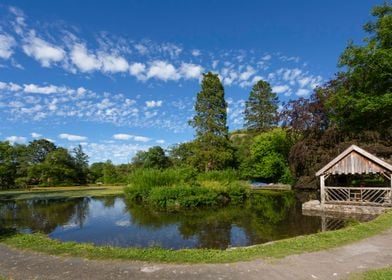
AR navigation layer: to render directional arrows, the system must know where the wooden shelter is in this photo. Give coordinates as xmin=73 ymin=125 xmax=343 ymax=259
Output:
xmin=316 ymin=145 xmax=392 ymax=206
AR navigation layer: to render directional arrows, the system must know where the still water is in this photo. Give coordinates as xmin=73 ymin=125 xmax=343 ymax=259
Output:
xmin=0 ymin=193 xmax=354 ymax=249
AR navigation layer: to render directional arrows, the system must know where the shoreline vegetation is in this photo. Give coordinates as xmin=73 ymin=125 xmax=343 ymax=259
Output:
xmin=124 ymin=168 xmax=250 ymax=209
xmin=0 ymin=185 xmax=124 ymax=201
xmin=0 ymin=210 xmax=391 ymax=264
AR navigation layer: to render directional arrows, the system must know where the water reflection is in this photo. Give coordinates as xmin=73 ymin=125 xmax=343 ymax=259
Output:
xmin=0 ymin=192 xmax=357 ymax=249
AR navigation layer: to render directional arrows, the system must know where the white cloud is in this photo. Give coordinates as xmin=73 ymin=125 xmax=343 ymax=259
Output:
xmin=23 ymin=84 xmax=66 ymax=94
xmin=191 ymin=49 xmax=201 ymax=57
xmin=31 ymin=132 xmax=42 ymax=138
xmin=239 ymin=66 xmax=256 ymax=81
xmin=113 ymin=133 xmax=133 ymax=140
xmin=261 ymin=54 xmax=271 ymax=61
xmin=22 ymin=31 xmax=65 ymax=67
xmin=134 ymin=43 xmax=148 ymax=55
xmin=298 ymin=77 xmax=311 ymax=88
xmin=5 ymin=136 xmax=26 ymax=144
xmin=82 ymin=142 xmax=150 ymax=164
xmin=272 ymin=85 xmax=291 ymax=94
xmin=297 ymin=88 xmax=311 ymax=97
xmin=179 ymin=63 xmax=204 ymax=79
xmin=129 ymin=62 xmax=146 ymax=79
xmin=59 ymin=133 xmax=87 ymax=141
xmin=160 ymin=43 xmax=182 ymax=58
xmin=0 ymin=34 xmax=16 ymax=59
xmin=98 ymin=52 xmax=129 ymax=73
xmin=113 ymin=133 xmax=151 ymax=142
xmin=145 ymin=100 xmax=163 ymax=108
xmin=70 ymin=43 xmax=101 ymax=72
xmin=156 ymin=139 xmax=165 ymax=144
xmin=146 ymin=60 xmax=180 ymax=81
xmin=133 ymin=136 xmax=151 ymax=142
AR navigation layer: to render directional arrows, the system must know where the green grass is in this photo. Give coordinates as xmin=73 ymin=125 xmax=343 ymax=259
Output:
xmin=1 ymin=210 xmax=392 ymax=264
xmin=347 ymin=266 xmax=392 ymax=280
xmin=0 ymin=185 xmax=124 ymax=201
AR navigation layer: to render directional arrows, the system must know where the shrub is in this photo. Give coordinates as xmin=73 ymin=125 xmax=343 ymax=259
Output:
xmin=147 ymin=185 xmax=219 ymax=209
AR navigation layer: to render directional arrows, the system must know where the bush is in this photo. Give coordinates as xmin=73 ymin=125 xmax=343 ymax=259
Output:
xmin=125 ymin=168 xmax=249 ymax=209
xmin=125 ymin=168 xmax=198 ymax=201
xmin=147 ymin=185 xmax=219 ymax=209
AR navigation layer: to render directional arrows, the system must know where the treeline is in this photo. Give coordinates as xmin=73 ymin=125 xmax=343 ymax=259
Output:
xmin=0 ymin=140 xmax=89 ymax=189
xmin=1 ymin=4 xmax=391 ymax=190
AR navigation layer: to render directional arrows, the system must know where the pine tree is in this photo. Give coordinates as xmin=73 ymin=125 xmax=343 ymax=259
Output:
xmin=244 ymin=80 xmax=279 ymax=132
xmin=190 ymin=72 xmax=234 ymax=171
xmin=191 ymin=72 xmax=228 ymax=138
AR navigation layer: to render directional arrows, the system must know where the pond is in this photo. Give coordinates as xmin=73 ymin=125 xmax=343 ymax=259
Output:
xmin=0 ymin=192 xmax=363 ymax=249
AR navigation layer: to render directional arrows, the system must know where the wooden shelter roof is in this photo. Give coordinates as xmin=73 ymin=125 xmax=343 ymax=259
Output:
xmin=316 ymin=145 xmax=392 ymax=177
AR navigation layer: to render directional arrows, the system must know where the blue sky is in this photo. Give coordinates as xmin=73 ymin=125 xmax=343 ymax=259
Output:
xmin=0 ymin=0 xmax=382 ymax=163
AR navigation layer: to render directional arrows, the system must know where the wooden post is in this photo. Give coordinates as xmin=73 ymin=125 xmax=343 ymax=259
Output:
xmin=320 ymin=174 xmax=325 ymax=206
xmin=321 ymin=214 xmax=326 ymax=232
xmin=390 ymin=173 xmax=392 ymax=202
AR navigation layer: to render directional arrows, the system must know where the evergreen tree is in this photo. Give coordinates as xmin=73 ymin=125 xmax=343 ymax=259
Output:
xmin=244 ymin=80 xmax=279 ymax=132
xmin=190 ymin=72 xmax=234 ymax=171
xmin=72 ymin=144 xmax=89 ymax=184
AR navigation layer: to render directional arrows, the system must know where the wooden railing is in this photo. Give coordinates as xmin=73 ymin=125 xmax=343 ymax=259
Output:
xmin=324 ymin=186 xmax=392 ymax=206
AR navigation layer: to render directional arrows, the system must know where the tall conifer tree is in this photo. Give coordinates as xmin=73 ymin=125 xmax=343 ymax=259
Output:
xmin=244 ymin=80 xmax=279 ymax=132
xmin=190 ymin=72 xmax=234 ymax=171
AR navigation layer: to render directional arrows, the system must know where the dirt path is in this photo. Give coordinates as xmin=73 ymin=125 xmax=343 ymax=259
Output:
xmin=1 ymin=229 xmax=392 ymax=280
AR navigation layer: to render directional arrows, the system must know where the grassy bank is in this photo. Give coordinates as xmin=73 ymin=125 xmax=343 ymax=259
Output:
xmin=1 ymin=210 xmax=391 ymax=264
xmin=348 ymin=266 xmax=392 ymax=280
xmin=0 ymin=185 xmax=124 ymax=201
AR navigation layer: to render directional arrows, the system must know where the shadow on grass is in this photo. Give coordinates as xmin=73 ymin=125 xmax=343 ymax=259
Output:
xmin=0 ymin=228 xmax=18 ymax=242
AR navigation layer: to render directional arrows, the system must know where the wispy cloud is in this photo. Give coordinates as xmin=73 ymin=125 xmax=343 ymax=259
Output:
xmin=59 ymin=133 xmax=87 ymax=141
xmin=112 ymin=133 xmax=151 ymax=142
xmin=0 ymin=5 xmax=323 ymax=91
xmin=22 ymin=31 xmax=65 ymax=67
xmin=0 ymin=33 xmax=16 ymax=59
xmin=31 ymin=132 xmax=42 ymax=138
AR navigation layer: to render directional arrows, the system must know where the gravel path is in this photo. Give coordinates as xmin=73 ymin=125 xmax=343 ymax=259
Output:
xmin=1 ymin=229 xmax=392 ymax=280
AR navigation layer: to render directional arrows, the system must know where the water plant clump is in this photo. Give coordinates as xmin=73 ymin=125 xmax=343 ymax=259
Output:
xmin=124 ymin=168 xmax=249 ymax=209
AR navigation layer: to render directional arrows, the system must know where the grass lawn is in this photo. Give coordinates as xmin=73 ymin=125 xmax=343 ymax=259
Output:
xmin=1 ymin=208 xmax=391 ymax=264
xmin=0 ymin=185 xmax=124 ymax=200
xmin=347 ymin=266 xmax=392 ymax=280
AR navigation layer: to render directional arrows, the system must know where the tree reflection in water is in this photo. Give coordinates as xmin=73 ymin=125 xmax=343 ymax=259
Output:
xmin=0 ymin=192 xmax=344 ymax=249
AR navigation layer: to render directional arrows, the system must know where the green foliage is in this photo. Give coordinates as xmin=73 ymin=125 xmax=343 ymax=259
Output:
xmin=0 ymin=141 xmax=17 ymax=189
xmin=28 ymin=139 xmax=56 ymax=164
xmin=125 ymin=168 xmax=192 ymax=200
xmin=125 ymin=167 xmax=248 ymax=209
xmin=168 ymin=142 xmax=196 ymax=167
xmin=132 ymin=146 xmax=171 ymax=169
xmin=326 ymin=3 xmax=392 ymax=133
xmin=72 ymin=145 xmax=89 ymax=184
xmin=244 ymin=80 xmax=279 ymax=132
xmin=348 ymin=266 xmax=392 ymax=280
xmin=88 ymin=162 xmax=105 ymax=183
xmin=102 ymin=160 xmax=126 ymax=185
xmin=189 ymin=72 xmax=235 ymax=171
xmin=147 ymin=186 xmax=219 ymax=208
xmin=197 ymin=169 xmax=239 ymax=183
xmin=241 ymin=128 xmax=293 ymax=183
xmin=33 ymin=148 xmax=78 ymax=186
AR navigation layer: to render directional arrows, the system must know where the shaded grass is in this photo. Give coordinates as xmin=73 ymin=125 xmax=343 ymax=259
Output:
xmin=0 ymin=185 xmax=124 ymax=201
xmin=1 ymin=210 xmax=391 ymax=264
xmin=347 ymin=266 xmax=392 ymax=280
